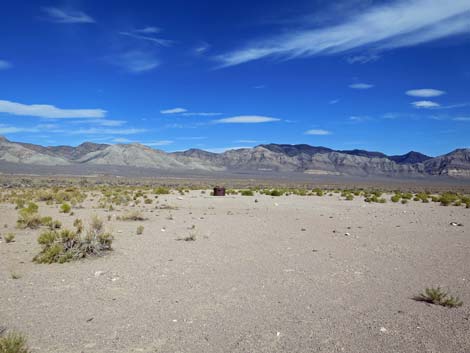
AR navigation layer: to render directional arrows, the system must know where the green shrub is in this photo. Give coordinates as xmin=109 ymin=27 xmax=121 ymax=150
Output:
xmin=33 ymin=216 xmax=113 ymax=264
xmin=4 ymin=233 xmax=15 ymax=243
xmin=136 ymin=225 xmax=144 ymax=235
xmin=270 ymin=190 xmax=283 ymax=197
xmin=59 ymin=203 xmax=71 ymax=213
xmin=401 ymin=199 xmax=408 ymax=204
xmin=413 ymin=287 xmax=463 ymax=308
xmin=439 ymin=193 xmax=459 ymax=206
xmin=391 ymin=195 xmax=401 ymax=203
xmin=154 ymin=187 xmax=170 ymax=195
xmin=0 ymin=331 xmax=30 ymax=353
xmin=240 ymin=190 xmax=254 ymax=196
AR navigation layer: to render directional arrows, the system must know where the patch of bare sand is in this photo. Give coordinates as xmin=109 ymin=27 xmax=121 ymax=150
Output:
xmin=1 ymin=192 xmax=469 ymax=352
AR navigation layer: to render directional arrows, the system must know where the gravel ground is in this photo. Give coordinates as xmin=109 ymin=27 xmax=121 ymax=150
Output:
xmin=1 ymin=191 xmax=469 ymax=353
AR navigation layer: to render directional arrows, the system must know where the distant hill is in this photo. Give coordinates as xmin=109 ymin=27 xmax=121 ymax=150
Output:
xmin=1 ymin=137 xmax=469 ymax=178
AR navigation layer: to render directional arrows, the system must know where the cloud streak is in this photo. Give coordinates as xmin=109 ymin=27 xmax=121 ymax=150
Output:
xmin=112 ymin=51 xmax=160 ymax=73
xmin=406 ymin=88 xmax=446 ymax=97
xmin=305 ymin=129 xmax=331 ymax=135
xmin=216 ymin=0 xmax=470 ymax=67
xmin=349 ymin=83 xmax=374 ymax=89
xmin=0 ymin=60 xmax=12 ymax=70
xmin=42 ymin=7 xmax=95 ymax=24
xmin=161 ymin=108 xmax=187 ymax=114
xmin=0 ymin=100 xmax=106 ymax=118
xmin=213 ymin=115 xmax=280 ymax=124
xmin=411 ymin=100 xmax=441 ymax=108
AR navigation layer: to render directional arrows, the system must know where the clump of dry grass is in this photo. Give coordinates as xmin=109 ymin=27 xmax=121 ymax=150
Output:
xmin=3 ymin=233 xmax=15 ymax=243
xmin=121 ymin=211 xmax=147 ymax=221
xmin=136 ymin=225 xmax=144 ymax=235
xmin=0 ymin=331 xmax=29 ymax=353
xmin=413 ymin=287 xmax=463 ymax=308
xmin=177 ymin=233 xmax=196 ymax=242
xmin=33 ymin=215 xmax=113 ymax=264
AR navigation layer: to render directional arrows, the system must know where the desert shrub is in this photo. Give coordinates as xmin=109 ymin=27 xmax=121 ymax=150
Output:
xmin=154 ymin=187 xmax=170 ymax=195
xmin=401 ymin=193 xmax=413 ymax=200
xmin=73 ymin=218 xmax=84 ymax=234
xmin=439 ymin=193 xmax=459 ymax=206
xmin=40 ymin=216 xmax=53 ymax=227
xmin=269 ymin=189 xmax=284 ymax=197
xmin=0 ymin=331 xmax=30 ymax=353
xmin=33 ymin=216 xmax=113 ymax=264
xmin=413 ymin=287 xmax=463 ymax=308
xmin=136 ymin=225 xmax=144 ymax=235
xmin=4 ymin=233 xmax=15 ymax=243
xmin=16 ymin=203 xmax=42 ymax=229
xmin=121 ymin=211 xmax=146 ymax=221
xmin=401 ymin=199 xmax=408 ymax=204
xmin=59 ymin=203 xmax=71 ymax=213
xmin=345 ymin=194 xmax=354 ymax=201
xmin=391 ymin=195 xmax=401 ymax=203
xmin=144 ymin=198 xmax=153 ymax=204
xmin=312 ymin=188 xmax=324 ymax=196
xmin=240 ymin=190 xmax=254 ymax=196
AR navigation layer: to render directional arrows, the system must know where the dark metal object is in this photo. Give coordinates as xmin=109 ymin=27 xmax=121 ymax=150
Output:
xmin=213 ymin=187 xmax=226 ymax=196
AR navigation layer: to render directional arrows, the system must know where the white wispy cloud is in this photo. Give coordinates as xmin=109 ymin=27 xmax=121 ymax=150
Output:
xmin=145 ymin=140 xmax=173 ymax=146
xmin=349 ymin=83 xmax=374 ymax=89
xmin=213 ymin=115 xmax=281 ymax=124
xmin=161 ymin=107 xmax=187 ymax=114
xmin=406 ymin=88 xmax=446 ymax=97
xmin=216 ymin=0 xmax=470 ymax=67
xmin=135 ymin=27 xmax=161 ymax=34
xmin=411 ymin=100 xmax=441 ymax=108
xmin=453 ymin=117 xmax=470 ymax=121
xmin=119 ymin=32 xmax=173 ymax=46
xmin=349 ymin=116 xmax=370 ymax=123
xmin=112 ymin=51 xmax=160 ymax=73
xmin=71 ymin=128 xmax=146 ymax=135
xmin=195 ymin=42 xmax=211 ymax=54
xmin=42 ymin=7 xmax=95 ymax=24
xmin=329 ymin=99 xmax=340 ymax=104
xmin=71 ymin=119 xmax=126 ymax=127
xmin=305 ymin=129 xmax=332 ymax=135
xmin=0 ymin=124 xmax=38 ymax=134
xmin=0 ymin=99 xmax=106 ymax=118
xmin=0 ymin=60 xmax=12 ymax=70
xmin=347 ymin=54 xmax=381 ymax=64
xmin=181 ymin=112 xmax=222 ymax=117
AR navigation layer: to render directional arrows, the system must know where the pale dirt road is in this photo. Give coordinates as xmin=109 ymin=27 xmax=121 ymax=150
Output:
xmin=1 ymin=192 xmax=469 ymax=353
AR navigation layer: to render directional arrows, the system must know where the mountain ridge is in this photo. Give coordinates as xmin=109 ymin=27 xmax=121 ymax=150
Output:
xmin=0 ymin=136 xmax=469 ymax=178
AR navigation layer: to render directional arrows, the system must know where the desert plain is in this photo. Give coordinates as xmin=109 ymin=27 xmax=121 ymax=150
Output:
xmin=0 ymin=181 xmax=469 ymax=353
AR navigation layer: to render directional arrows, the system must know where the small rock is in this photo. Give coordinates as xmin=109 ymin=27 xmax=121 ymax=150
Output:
xmin=380 ymin=327 xmax=387 ymax=333
xmin=94 ymin=271 xmax=106 ymax=277
xmin=344 ymin=232 xmax=351 ymax=236
xmin=450 ymin=222 xmax=458 ymax=226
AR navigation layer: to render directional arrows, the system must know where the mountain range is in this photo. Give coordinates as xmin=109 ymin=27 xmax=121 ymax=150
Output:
xmin=0 ymin=136 xmax=469 ymax=178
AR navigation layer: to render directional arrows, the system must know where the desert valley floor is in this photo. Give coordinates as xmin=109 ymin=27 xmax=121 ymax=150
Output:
xmin=1 ymin=190 xmax=469 ymax=353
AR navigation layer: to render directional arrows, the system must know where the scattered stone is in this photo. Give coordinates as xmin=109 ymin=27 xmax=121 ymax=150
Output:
xmin=94 ymin=271 xmax=106 ymax=277
xmin=301 ymin=228 xmax=306 ymax=231
xmin=380 ymin=327 xmax=387 ymax=333
xmin=345 ymin=232 xmax=351 ymax=236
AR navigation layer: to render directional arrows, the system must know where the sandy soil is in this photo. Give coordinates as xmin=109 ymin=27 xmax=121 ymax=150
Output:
xmin=1 ymin=191 xmax=469 ymax=353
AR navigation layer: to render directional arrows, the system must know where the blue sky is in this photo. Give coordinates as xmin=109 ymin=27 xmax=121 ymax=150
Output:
xmin=1 ymin=0 xmax=470 ymax=156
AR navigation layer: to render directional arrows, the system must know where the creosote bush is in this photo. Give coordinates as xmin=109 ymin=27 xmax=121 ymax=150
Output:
xmin=240 ymin=190 xmax=254 ymax=196
xmin=413 ymin=287 xmax=463 ymax=308
xmin=33 ymin=215 xmax=113 ymax=264
xmin=136 ymin=225 xmax=144 ymax=235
